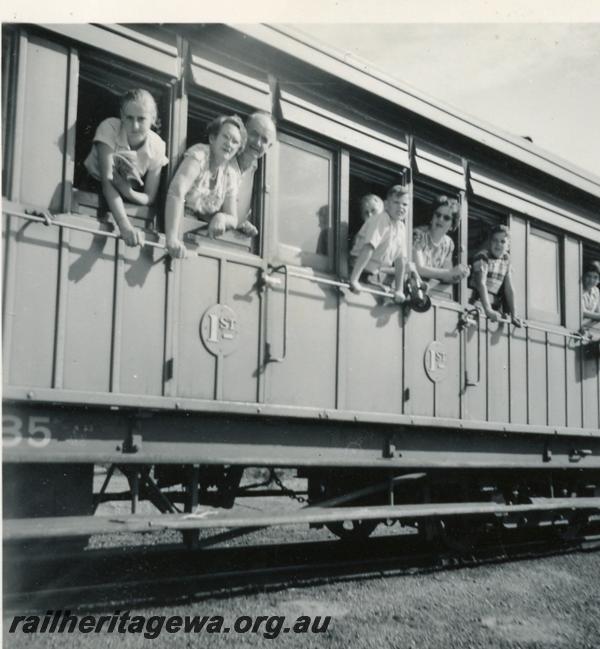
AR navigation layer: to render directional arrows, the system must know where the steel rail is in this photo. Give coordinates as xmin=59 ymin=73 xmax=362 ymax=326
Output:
xmin=5 ymin=527 xmax=600 ymax=614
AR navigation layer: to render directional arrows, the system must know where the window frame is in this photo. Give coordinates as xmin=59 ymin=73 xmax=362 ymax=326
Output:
xmin=579 ymin=238 xmax=600 ymax=331
xmin=182 ymin=88 xmax=267 ymax=256
xmin=345 ymin=152 xmax=408 ymax=280
xmin=466 ymin=199 xmax=511 ymax=308
xmin=526 ymin=222 xmax=564 ymax=326
xmin=2 ymin=27 xmax=18 ymax=198
xmin=413 ymin=176 xmax=465 ymax=303
xmin=271 ymin=129 xmax=338 ymax=275
xmin=72 ymin=49 xmax=176 ymax=231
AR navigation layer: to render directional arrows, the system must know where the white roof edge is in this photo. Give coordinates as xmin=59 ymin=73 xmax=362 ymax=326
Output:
xmin=229 ymin=23 xmax=600 ymax=200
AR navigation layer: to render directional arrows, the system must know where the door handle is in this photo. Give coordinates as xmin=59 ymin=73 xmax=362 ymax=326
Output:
xmin=263 ymin=264 xmax=288 ymax=363
xmin=460 ymin=307 xmax=481 ymax=387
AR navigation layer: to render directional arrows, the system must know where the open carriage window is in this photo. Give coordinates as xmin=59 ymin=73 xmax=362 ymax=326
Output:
xmin=274 ymin=132 xmax=336 ymax=273
xmin=184 ymin=95 xmax=266 ymax=255
xmin=184 ymin=41 xmax=274 ymax=256
xmin=581 ymin=240 xmax=600 ymax=332
xmin=467 ymin=201 xmax=509 ymax=308
xmin=467 ymin=201 xmax=507 ymax=260
xmin=348 ymin=157 xmax=404 ymax=245
xmin=73 ymin=56 xmax=171 ymax=229
xmin=413 ymin=179 xmax=463 ymax=301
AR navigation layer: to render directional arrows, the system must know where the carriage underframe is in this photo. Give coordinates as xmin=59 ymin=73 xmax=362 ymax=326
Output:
xmin=4 ymin=400 xmax=600 ymax=545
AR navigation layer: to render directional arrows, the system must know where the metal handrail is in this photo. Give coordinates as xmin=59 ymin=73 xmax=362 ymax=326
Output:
xmin=2 ymin=205 xmax=591 ymax=343
xmin=283 ymin=268 xmax=395 ymax=300
xmin=465 ymin=308 xmax=586 ymax=341
xmin=3 ymin=205 xmax=167 ymax=250
xmin=462 ymin=307 xmax=482 ymax=387
xmin=265 ymin=264 xmax=289 ymax=363
xmin=521 ymin=320 xmax=586 ymax=340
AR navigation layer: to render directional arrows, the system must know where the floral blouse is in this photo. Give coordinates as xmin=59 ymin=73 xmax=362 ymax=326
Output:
xmin=183 ymin=144 xmax=238 ymax=216
xmin=412 ymin=225 xmax=454 ymax=270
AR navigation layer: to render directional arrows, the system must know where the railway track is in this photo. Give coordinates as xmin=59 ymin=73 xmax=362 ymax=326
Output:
xmin=5 ymin=523 xmax=600 ymax=615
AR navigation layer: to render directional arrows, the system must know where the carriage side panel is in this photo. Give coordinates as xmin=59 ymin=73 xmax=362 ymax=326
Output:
xmin=509 ymin=327 xmax=528 ymax=424
xmin=176 ymin=254 xmax=219 ymax=399
xmin=221 ymin=261 xmax=262 ymax=403
xmin=487 ymin=325 xmax=510 ymax=423
xmin=547 ymin=333 xmax=567 ymax=427
xmin=119 ymin=244 xmax=168 ymax=396
xmin=434 ymin=305 xmax=461 ymax=420
xmin=464 ymin=318 xmax=488 ymax=421
xmin=63 ymin=228 xmax=116 ymax=392
xmin=4 ymin=219 xmax=60 ymax=388
xmin=344 ymin=294 xmax=404 ymax=415
xmin=404 ymin=308 xmax=435 ymax=417
xmin=265 ymin=278 xmax=337 ymax=409
xmin=582 ymin=348 xmax=600 ymax=429
xmin=527 ymin=328 xmax=548 ymax=425
xmin=566 ymin=343 xmax=583 ymax=428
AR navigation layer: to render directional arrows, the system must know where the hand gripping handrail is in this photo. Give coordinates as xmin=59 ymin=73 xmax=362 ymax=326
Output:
xmin=3 ymin=204 xmax=167 ymax=250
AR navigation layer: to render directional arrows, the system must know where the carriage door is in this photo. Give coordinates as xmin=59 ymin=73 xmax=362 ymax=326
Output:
xmin=169 ymin=52 xmax=272 ymax=405
xmin=262 ymin=133 xmax=340 ymax=409
xmin=404 ymin=143 xmax=467 ymax=419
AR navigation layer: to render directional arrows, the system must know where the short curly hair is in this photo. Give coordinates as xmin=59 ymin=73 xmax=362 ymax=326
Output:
xmin=430 ymin=195 xmax=461 ymax=231
xmin=206 ymin=114 xmax=247 ymax=152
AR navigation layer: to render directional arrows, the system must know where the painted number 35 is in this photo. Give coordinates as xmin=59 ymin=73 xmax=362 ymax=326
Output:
xmin=2 ymin=415 xmax=52 ymax=448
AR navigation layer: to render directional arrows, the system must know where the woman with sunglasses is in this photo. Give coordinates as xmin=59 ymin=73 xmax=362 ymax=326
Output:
xmin=412 ymin=195 xmax=470 ymax=289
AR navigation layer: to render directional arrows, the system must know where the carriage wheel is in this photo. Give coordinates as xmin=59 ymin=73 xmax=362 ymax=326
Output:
xmin=311 ymin=473 xmax=382 ymax=541
xmin=553 ymin=511 xmax=590 ymax=542
xmin=325 ymin=518 xmax=380 ymax=541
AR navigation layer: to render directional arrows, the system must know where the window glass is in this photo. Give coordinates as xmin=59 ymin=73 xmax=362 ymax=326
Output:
xmin=528 ymin=227 xmax=561 ymax=324
xmin=276 ymin=134 xmax=334 ymax=272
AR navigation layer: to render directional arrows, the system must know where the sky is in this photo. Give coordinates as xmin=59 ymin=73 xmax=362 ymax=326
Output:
xmin=289 ymin=23 xmax=600 ymax=178
xmin=2 ymin=2 xmax=599 ymax=177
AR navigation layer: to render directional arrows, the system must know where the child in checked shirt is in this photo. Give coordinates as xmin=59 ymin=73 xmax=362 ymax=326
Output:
xmin=469 ymin=224 xmax=522 ymax=326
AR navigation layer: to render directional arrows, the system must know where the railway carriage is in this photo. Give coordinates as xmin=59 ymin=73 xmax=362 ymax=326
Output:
xmin=2 ymin=23 xmax=600 ymax=544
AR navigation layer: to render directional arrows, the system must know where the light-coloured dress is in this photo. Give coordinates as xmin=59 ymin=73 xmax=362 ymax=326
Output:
xmin=412 ymin=225 xmax=454 ymax=271
xmin=183 ymin=144 xmax=238 ymax=216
